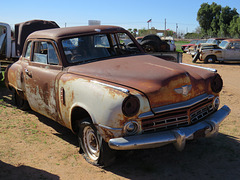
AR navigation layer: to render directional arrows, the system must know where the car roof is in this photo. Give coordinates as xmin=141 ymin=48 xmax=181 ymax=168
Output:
xmin=223 ymin=39 xmax=240 ymax=42
xmin=27 ymin=25 xmax=126 ymax=40
xmin=208 ymin=38 xmax=225 ymax=40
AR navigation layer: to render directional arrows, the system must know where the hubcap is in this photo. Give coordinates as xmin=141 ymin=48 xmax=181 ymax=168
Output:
xmin=83 ymin=126 xmax=100 ymax=161
xmin=208 ymin=58 xmax=213 ymax=62
xmin=144 ymin=45 xmax=154 ymax=52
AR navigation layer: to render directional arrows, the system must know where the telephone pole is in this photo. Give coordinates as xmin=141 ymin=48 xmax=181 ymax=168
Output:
xmin=176 ymin=23 xmax=178 ymax=38
xmin=164 ymin=18 xmax=166 ymax=37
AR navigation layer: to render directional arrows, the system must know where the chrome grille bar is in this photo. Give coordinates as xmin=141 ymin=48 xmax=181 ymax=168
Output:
xmin=141 ymin=95 xmax=215 ymax=133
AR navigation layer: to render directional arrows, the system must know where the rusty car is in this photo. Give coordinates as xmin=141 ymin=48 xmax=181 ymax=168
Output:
xmin=186 ymin=39 xmax=207 ymax=56
xmin=198 ymin=39 xmax=240 ymax=63
xmin=181 ymin=39 xmax=199 ymax=52
xmin=5 ymin=25 xmax=231 ymax=166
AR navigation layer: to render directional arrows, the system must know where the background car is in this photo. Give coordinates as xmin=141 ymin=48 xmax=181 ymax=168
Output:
xmin=162 ymin=36 xmax=176 ymax=51
xmin=187 ymin=39 xmax=207 ymax=56
xmin=199 ymin=39 xmax=240 ymax=63
xmin=137 ymin=34 xmax=170 ymax=52
xmin=181 ymin=39 xmax=199 ymax=52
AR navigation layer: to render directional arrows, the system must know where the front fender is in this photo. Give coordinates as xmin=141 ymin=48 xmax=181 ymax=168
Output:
xmin=58 ymin=74 xmax=151 ymax=139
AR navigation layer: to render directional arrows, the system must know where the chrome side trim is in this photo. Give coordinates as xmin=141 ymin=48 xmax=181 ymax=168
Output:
xmin=91 ymin=80 xmax=129 ymax=94
xmin=98 ymin=124 xmax=122 ymax=131
xmin=138 ymin=111 xmax=154 ymax=119
xmin=109 ymin=105 xmax=231 ymax=150
xmin=152 ymin=94 xmax=214 ymax=114
xmin=180 ymin=63 xmax=217 ymax=73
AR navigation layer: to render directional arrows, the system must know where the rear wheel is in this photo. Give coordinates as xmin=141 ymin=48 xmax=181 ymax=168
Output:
xmin=142 ymin=44 xmax=155 ymax=53
xmin=204 ymin=56 xmax=216 ymax=64
xmin=78 ymin=118 xmax=116 ymax=167
xmin=141 ymin=40 xmax=157 ymax=53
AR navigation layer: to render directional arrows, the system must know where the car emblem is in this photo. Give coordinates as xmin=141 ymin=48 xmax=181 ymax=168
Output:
xmin=174 ymin=85 xmax=192 ymax=96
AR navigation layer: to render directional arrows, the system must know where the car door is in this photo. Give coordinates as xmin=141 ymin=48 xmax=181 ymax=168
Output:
xmin=23 ymin=40 xmax=62 ymax=121
xmin=223 ymin=42 xmax=240 ymax=60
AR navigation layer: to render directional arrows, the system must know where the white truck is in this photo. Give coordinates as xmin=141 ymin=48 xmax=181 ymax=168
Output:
xmin=0 ymin=20 xmax=59 ymax=79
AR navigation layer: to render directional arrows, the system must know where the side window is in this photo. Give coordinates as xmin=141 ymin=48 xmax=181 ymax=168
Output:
xmin=48 ymin=43 xmax=59 ymax=65
xmin=33 ymin=41 xmax=59 ymax=65
xmin=94 ymin=34 xmax=110 ymax=48
xmin=24 ymin=41 xmax=32 ymax=59
xmin=232 ymin=42 xmax=240 ymax=49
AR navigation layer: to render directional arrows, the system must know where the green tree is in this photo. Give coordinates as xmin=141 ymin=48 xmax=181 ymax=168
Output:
xmin=210 ymin=2 xmax=221 ymax=36
xmin=229 ymin=15 xmax=240 ymax=38
xmin=218 ymin=6 xmax=238 ymax=37
xmin=197 ymin=3 xmax=239 ymax=38
xmin=165 ymin=29 xmax=174 ymax=36
xmin=197 ymin=3 xmax=213 ymax=35
xmin=128 ymin=28 xmax=133 ymax=33
xmin=184 ymin=32 xmax=201 ymax=39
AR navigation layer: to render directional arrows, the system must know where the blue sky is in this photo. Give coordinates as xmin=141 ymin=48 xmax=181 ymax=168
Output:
xmin=1 ymin=0 xmax=239 ymax=34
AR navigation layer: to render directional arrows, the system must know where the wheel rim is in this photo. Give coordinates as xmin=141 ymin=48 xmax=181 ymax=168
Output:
xmin=144 ymin=45 xmax=154 ymax=52
xmin=208 ymin=58 xmax=213 ymax=62
xmin=83 ymin=126 xmax=100 ymax=161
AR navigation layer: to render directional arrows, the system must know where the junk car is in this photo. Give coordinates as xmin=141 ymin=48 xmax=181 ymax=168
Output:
xmin=5 ymin=25 xmax=230 ymax=166
xmin=187 ymin=39 xmax=207 ymax=56
xmin=138 ymin=34 xmax=170 ymax=52
xmin=198 ymin=39 xmax=240 ymax=63
xmin=181 ymin=39 xmax=199 ymax=52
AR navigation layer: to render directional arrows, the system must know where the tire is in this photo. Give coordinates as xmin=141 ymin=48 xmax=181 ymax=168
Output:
xmin=78 ymin=118 xmax=116 ymax=167
xmin=142 ymin=44 xmax=155 ymax=53
xmin=141 ymin=40 xmax=158 ymax=53
xmin=204 ymin=56 xmax=216 ymax=64
xmin=12 ymin=89 xmax=29 ymax=110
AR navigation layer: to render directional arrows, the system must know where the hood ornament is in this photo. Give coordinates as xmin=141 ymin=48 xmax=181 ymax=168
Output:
xmin=175 ymin=85 xmax=192 ymax=96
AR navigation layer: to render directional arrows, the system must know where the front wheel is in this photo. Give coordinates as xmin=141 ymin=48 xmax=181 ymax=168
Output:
xmin=78 ymin=118 xmax=116 ymax=166
xmin=204 ymin=55 xmax=216 ymax=64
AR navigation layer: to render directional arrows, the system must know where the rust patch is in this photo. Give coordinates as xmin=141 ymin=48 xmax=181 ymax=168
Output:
xmin=98 ymin=126 xmax=115 ymax=142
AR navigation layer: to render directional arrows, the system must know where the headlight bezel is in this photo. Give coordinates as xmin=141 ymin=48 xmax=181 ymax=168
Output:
xmin=122 ymin=95 xmax=140 ymax=117
xmin=211 ymin=74 xmax=223 ymax=93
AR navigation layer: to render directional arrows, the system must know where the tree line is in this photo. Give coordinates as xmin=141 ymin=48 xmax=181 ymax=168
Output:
xmin=186 ymin=2 xmax=240 ymax=39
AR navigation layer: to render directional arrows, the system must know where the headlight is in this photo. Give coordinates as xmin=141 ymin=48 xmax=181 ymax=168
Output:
xmin=211 ymin=74 xmax=223 ymax=93
xmin=122 ymin=95 xmax=140 ymax=117
xmin=123 ymin=121 xmax=139 ymax=135
xmin=213 ymin=97 xmax=220 ymax=110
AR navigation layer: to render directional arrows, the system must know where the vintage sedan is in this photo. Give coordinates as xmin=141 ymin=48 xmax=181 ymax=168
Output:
xmin=199 ymin=39 xmax=240 ymax=63
xmin=181 ymin=39 xmax=199 ymax=52
xmin=5 ymin=25 xmax=230 ymax=166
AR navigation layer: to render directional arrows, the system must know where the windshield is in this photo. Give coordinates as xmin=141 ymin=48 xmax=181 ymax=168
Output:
xmin=206 ymin=39 xmax=217 ymax=44
xmin=190 ymin=40 xmax=198 ymax=44
xmin=219 ymin=40 xmax=229 ymax=49
xmin=62 ymin=33 xmax=141 ymax=64
xmin=196 ymin=40 xmax=206 ymax=45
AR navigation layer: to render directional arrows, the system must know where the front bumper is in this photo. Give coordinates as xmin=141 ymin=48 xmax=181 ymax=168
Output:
xmin=109 ymin=105 xmax=230 ymax=151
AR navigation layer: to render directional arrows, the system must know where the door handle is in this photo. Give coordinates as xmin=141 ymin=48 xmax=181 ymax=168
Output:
xmin=24 ymin=68 xmax=32 ymax=77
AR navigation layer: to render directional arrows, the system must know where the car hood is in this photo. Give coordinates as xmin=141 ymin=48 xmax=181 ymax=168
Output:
xmin=67 ymin=55 xmax=215 ymax=108
xmin=201 ymin=43 xmax=217 ymax=46
xmin=182 ymin=44 xmax=195 ymax=47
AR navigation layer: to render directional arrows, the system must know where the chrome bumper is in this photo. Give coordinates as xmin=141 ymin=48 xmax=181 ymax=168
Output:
xmin=108 ymin=105 xmax=231 ymax=151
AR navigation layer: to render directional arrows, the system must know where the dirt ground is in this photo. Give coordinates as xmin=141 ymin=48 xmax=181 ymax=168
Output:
xmin=0 ymin=54 xmax=239 ymax=180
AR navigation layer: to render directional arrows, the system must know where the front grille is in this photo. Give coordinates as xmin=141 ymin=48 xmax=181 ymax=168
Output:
xmin=142 ymin=97 xmax=215 ymax=133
